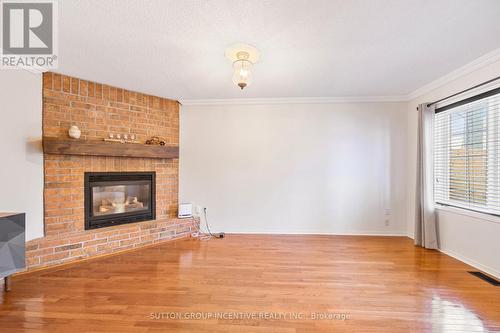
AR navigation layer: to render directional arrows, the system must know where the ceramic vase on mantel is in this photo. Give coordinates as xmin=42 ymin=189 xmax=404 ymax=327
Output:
xmin=68 ymin=125 xmax=81 ymax=139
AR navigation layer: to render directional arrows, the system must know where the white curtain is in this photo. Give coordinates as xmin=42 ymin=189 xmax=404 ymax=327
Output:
xmin=415 ymin=103 xmax=438 ymax=249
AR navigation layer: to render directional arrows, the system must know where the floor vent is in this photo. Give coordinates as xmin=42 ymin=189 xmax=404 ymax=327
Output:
xmin=468 ymin=271 xmax=500 ymax=286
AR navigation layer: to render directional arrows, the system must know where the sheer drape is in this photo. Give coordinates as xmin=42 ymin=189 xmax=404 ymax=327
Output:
xmin=415 ymin=103 xmax=438 ymax=249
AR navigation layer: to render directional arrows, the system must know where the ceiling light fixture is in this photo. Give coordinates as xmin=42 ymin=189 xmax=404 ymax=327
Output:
xmin=225 ymin=43 xmax=259 ymax=90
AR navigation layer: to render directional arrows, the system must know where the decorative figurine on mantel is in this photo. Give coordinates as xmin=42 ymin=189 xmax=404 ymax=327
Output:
xmin=104 ymin=133 xmax=140 ymax=144
xmin=68 ymin=125 xmax=81 ymax=139
xmin=145 ymin=136 xmax=166 ymax=145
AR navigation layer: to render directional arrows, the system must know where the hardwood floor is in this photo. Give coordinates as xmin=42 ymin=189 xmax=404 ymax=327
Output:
xmin=1 ymin=235 xmax=499 ymax=332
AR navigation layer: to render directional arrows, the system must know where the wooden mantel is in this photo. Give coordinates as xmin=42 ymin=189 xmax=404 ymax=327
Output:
xmin=43 ymin=137 xmax=179 ymax=159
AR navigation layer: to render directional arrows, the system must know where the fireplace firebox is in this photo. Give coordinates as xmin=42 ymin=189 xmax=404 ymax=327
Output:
xmin=84 ymin=172 xmax=156 ymax=230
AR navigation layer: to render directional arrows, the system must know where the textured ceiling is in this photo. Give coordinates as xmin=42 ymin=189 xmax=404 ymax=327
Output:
xmin=57 ymin=0 xmax=500 ymax=100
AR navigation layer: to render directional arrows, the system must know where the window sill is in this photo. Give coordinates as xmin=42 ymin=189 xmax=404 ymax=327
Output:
xmin=435 ymin=204 xmax=500 ymax=225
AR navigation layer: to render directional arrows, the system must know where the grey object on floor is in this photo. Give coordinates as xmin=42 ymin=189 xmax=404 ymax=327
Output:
xmin=0 ymin=213 xmax=26 ymax=280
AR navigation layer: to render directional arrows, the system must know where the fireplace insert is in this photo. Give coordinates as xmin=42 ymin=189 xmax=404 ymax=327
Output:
xmin=84 ymin=172 xmax=156 ymax=230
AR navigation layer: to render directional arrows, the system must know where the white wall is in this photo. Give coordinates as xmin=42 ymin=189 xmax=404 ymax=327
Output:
xmin=407 ymin=56 xmax=500 ymax=278
xmin=180 ymin=102 xmax=408 ymax=235
xmin=0 ymin=70 xmax=44 ymax=241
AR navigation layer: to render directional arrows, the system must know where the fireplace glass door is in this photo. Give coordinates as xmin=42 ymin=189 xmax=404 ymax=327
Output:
xmin=85 ymin=172 xmax=155 ymax=229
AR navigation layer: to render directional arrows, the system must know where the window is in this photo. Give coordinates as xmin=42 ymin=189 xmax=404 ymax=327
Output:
xmin=434 ymin=89 xmax=500 ymax=215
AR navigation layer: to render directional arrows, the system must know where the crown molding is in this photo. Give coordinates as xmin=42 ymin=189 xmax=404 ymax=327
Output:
xmin=407 ymin=47 xmax=500 ymax=101
xmin=22 ymin=65 xmax=48 ymax=74
xmin=180 ymin=96 xmax=408 ymax=106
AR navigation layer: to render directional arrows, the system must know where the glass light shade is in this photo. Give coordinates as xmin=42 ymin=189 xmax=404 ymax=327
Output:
xmin=232 ymin=59 xmax=253 ymax=89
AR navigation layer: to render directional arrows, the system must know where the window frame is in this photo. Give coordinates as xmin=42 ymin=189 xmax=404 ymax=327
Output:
xmin=434 ymin=87 xmax=500 ymax=217
xmin=435 ymin=87 xmax=500 ymax=114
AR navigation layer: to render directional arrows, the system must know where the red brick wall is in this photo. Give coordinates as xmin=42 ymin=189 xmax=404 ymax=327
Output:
xmin=25 ymin=72 xmax=195 ymax=270
xmin=25 ymin=218 xmax=196 ymax=268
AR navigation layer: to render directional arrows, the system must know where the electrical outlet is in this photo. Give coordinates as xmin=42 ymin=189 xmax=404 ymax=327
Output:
xmin=385 ymin=208 xmax=391 ymax=216
xmin=195 ymin=205 xmax=202 ymax=215
xmin=385 ymin=219 xmax=390 ymax=226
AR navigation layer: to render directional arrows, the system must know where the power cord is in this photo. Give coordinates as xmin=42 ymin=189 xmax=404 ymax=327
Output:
xmin=203 ymin=207 xmax=225 ymax=239
xmin=192 ymin=220 xmax=212 ymax=240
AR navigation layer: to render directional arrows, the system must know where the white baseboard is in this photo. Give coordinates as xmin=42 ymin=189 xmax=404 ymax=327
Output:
xmin=439 ymin=247 xmax=500 ymax=280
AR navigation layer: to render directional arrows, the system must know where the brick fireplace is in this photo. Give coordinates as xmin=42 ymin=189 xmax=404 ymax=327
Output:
xmin=24 ymin=73 xmax=196 ymax=270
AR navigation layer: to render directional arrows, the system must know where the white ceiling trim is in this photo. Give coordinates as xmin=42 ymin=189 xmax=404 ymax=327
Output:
xmin=407 ymin=47 xmax=500 ymax=101
xmin=180 ymin=96 xmax=408 ymax=106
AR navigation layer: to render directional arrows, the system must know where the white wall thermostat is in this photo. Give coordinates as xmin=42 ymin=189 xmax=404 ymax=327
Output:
xmin=178 ymin=203 xmax=193 ymax=218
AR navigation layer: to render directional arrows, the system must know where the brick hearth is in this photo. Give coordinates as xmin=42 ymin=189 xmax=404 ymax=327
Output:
xmin=25 ymin=73 xmax=196 ymax=269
